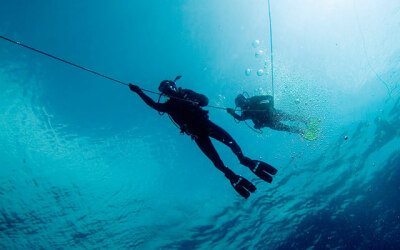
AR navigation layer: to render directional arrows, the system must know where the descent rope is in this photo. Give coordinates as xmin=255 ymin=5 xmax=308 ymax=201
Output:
xmin=268 ymin=0 xmax=275 ymax=99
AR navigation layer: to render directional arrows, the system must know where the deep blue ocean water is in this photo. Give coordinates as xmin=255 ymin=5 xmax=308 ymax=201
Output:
xmin=1 ymin=0 xmax=400 ymax=249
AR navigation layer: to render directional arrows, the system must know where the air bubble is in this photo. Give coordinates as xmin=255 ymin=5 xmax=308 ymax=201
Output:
xmin=245 ymin=68 xmax=252 ymax=76
xmin=257 ymin=69 xmax=264 ymax=76
xmin=255 ymin=50 xmax=264 ymax=58
xmin=252 ymin=40 xmax=260 ymax=48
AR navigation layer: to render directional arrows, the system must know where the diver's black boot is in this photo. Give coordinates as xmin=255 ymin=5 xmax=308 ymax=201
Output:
xmin=225 ymin=170 xmax=256 ymax=199
xmin=240 ymin=157 xmax=277 ymax=183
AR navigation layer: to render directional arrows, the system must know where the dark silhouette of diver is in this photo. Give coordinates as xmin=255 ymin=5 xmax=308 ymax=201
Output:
xmin=227 ymin=94 xmax=308 ymax=134
xmin=128 ymin=77 xmax=277 ymax=198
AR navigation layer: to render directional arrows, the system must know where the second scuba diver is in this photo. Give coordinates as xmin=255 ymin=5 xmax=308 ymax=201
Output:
xmin=227 ymin=94 xmax=309 ymax=134
xmin=128 ymin=77 xmax=277 ymax=199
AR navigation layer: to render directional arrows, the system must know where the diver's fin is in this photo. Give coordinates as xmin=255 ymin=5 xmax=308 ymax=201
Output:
xmin=242 ymin=159 xmax=277 ymax=183
xmin=302 ymin=118 xmax=321 ymax=141
xmin=229 ymin=175 xmax=256 ymax=199
xmin=253 ymin=160 xmax=277 ymax=175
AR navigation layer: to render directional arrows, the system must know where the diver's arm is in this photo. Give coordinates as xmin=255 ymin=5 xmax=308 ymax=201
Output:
xmin=129 ymin=84 xmax=166 ymax=112
xmin=232 ymin=112 xmax=246 ymax=121
xmin=227 ymin=108 xmax=246 ymax=121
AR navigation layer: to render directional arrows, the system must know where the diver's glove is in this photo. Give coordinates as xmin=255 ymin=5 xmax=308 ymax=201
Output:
xmin=226 ymin=108 xmax=235 ymax=115
xmin=225 ymin=169 xmax=256 ymax=199
xmin=129 ymin=84 xmax=141 ymax=93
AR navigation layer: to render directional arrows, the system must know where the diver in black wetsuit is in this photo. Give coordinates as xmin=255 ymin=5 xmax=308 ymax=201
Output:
xmin=227 ymin=94 xmax=308 ymax=134
xmin=128 ymin=77 xmax=277 ymax=199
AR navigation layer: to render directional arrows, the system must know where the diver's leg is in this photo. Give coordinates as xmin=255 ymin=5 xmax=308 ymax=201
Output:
xmin=194 ymin=135 xmax=256 ymax=198
xmin=207 ymin=121 xmax=246 ymax=161
xmin=208 ymin=121 xmax=277 ymax=181
xmin=271 ymin=121 xmax=304 ymax=134
xmin=194 ymin=135 xmax=230 ymax=174
xmin=275 ymin=110 xmax=308 ymax=124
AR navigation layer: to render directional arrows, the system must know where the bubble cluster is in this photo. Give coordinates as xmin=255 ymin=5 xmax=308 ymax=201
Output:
xmin=245 ymin=40 xmax=269 ymax=77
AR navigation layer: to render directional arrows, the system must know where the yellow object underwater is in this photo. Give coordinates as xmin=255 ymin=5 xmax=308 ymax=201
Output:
xmin=302 ymin=118 xmax=321 ymax=141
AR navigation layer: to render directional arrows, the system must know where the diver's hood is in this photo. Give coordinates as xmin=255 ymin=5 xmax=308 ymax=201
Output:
xmin=159 ymin=75 xmax=182 ymax=95
xmin=235 ymin=94 xmax=247 ymax=107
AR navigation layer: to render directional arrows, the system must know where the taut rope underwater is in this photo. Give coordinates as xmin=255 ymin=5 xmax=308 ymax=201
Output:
xmin=0 ymin=35 xmax=229 ymax=110
xmin=0 ymin=35 xmax=129 ymax=87
xmin=0 ymin=35 xmax=276 ymax=112
xmin=267 ymin=0 xmax=275 ymax=99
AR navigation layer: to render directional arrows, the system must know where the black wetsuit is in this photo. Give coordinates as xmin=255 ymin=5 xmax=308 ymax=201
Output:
xmin=131 ymin=86 xmax=277 ymax=198
xmin=135 ymin=89 xmax=247 ymax=177
xmin=230 ymin=95 xmax=306 ymax=134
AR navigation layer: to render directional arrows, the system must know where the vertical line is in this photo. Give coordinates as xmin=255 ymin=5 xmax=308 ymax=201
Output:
xmin=352 ymin=0 xmax=391 ymax=98
xmin=268 ymin=0 xmax=274 ymax=98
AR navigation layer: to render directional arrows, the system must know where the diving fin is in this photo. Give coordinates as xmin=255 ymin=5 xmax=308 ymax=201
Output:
xmin=302 ymin=118 xmax=321 ymax=141
xmin=242 ymin=158 xmax=277 ymax=183
xmin=227 ymin=173 xmax=256 ymax=199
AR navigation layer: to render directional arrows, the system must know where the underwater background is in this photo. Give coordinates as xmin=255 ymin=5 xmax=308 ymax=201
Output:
xmin=1 ymin=0 xmax=400 ymax=249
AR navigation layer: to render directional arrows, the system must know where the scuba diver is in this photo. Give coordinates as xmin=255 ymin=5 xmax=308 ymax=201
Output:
xmin=227 ymin=94 xmax=309 ymax=134
xmin=128 ymin=77 xmax=277 ymax=199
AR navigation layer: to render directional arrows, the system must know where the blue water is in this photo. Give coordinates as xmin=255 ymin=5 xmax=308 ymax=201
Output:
xmin=1 ymin=0 xmax=400 ymax=249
